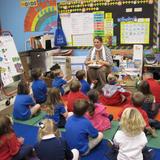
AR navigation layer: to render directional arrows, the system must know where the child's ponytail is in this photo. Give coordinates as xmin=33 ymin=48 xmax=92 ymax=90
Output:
xmin=88 ymin=101 xmax=95 ymax=117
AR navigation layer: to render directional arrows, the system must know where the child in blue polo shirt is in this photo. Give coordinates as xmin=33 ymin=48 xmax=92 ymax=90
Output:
xmin=47 ymin=87 xmax=72 ymax=128
xmin=13 ymin=80 xmax=41 ymax=120
xmin=75 ymin=70 xmax=90 ymax=95
xmin=52 ymin=69 xmax=72 ymax=95
xmin=65 ymin=99 xmax=103 ymax=155
xmin=31 ymin=68 xmax=47 ymax=104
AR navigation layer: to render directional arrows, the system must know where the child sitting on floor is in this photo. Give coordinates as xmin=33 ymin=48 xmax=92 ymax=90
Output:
xmin=85 ymin=89 xmax=113 ymax=131
xmin=0 ymin=115 xmax=33 ymax=160
xmin=52 ymin=69 xmax=72 ymax=95
xmin=138 ymin=81 xmax=160 ymax=129
xmin=138 ymin=80 xmax=158 ymax=118
xmin=107 ymin=108 xmax=148 ymax=160
xmin=13 ymin=80 xmax=41 ymax=120
xmin=143 ymin=72 xmax=160 ymax=104
xmin=118 ymin=92 xmax=157 ymax=137
xmin=65 ymin=99 xmax=103 ymax=156
xmin=67 ymin=80 xmax=88 ymax=112
xmin=31 ymin=68 xmax=47 ymax=104
xmin=47 ymin=88 xmax=72 ymax=128
xmin=75 ymin=69 xmax=90 ymax=95
xmin=34 ymin=119 xmax=79 ymax=160
xmin=101 ymin=73 xmax=130 ymax=106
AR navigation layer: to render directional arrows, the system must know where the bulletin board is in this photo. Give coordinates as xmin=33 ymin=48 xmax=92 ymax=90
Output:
xmin=0 ymin=36 xmax=23 ymax=86
xmin=58 ymin=0 xmax=157 ymax=48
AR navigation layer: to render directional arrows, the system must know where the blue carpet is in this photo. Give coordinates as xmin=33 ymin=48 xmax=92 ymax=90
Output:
xmin=81 ymin=140 xmax=108 ymax=160
xmin=13 ymin=123 xmax=160 ymax=160
xmin=13 ymin=122 xmax=38 ymax=145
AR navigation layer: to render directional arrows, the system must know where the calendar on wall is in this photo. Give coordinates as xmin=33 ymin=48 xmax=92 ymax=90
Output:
xmin=120 ymin=18 xmax=150 ymax=44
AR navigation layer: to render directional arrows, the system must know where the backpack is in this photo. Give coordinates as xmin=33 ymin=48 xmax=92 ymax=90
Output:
xmin=54 ymin=14 xmax=67 ymax=47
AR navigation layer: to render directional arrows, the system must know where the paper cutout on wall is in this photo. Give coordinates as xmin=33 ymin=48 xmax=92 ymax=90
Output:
xmin=24 ymin=0 xmax=57 ymax=32
xmin=20 ymin=0 xmax=38 ymax=7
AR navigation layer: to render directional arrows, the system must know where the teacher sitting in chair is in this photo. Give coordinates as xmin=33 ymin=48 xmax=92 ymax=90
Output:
xmin=85 ymin=36 xmax=113 ymax=90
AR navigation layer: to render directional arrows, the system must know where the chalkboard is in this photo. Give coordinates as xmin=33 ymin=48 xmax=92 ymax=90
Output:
xmin=0 ymin=35 xmax=23 ymax=86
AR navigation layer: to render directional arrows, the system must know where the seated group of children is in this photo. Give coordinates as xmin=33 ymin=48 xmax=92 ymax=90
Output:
xmin=1 ymin=67 xmax=160 ymax=160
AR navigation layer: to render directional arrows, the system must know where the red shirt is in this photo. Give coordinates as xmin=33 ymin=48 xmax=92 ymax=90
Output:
xmin=67 ymin=91 xmax=88 ymax=112
xmin=146 ymin=78 xmax=160 ymax=103
xmin=0 ymin=132 xmax=21 ymax=160
xmin=99 ymin=91 xmax=130 ymax=106
xmin=118 ymin=105 xmax=150 ymax=127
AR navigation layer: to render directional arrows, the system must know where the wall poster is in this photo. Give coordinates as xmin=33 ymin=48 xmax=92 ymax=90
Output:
xmin=24 ymin=0 xmax=57 ymax=32
xmin=0 ymin=36 xmax=23 ymax=86
xmin=120 ymin=18 xmax=150 ymax=44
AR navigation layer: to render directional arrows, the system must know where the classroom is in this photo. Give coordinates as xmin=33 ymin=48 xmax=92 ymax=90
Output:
xmin=0 ymin=0 xmax=160 ymax=160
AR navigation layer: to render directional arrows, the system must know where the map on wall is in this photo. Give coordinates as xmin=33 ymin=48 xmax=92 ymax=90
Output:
xmin=24 ymin=0 xmax=57 ymax=32
xmin=120 ymin=18 xmax=150 ymax=44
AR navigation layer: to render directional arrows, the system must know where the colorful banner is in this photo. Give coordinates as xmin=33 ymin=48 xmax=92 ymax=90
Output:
xmin=104 ymin=12 xmax=114 ymax=45
xmin=24 ymin=0 xmax=57 ymax=32
xmin=93 ymin=11 xmax=104 ymax=37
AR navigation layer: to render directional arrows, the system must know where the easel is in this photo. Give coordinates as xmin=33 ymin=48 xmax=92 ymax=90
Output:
xmin=0 ymin=31 xmax=23 ymax=106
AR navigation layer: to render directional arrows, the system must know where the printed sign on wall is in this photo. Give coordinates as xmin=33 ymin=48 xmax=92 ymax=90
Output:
xmin=21 ymin=0 xmax=37 ymax=7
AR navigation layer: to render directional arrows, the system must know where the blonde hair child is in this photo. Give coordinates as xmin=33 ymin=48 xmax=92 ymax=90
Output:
xmin=35 ymin=119 xmax=79 ymax=160
xmin=120 ymin=108 xmax=146 ymax=136
xmin=113 ymin=108 xmax=147 ymax=160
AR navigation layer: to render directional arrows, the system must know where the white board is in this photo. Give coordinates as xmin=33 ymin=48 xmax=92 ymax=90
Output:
xmin=0 ymin=36 xmax=23 ymax=86
xmin=71 ymin=13 xmax=94 ymax=35
xmin=72 ymin=34 xmax=93 ymax=46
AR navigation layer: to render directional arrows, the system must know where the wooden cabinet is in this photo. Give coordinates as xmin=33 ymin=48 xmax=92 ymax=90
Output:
xmin=19 ymin=52 xmax=31 ymax=81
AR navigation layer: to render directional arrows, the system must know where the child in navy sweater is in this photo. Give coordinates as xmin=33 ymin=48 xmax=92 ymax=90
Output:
xmin=34 ymin=119 xmax=79 ymax=160
xmin=31 ymin=68 xmax=47 ymax=104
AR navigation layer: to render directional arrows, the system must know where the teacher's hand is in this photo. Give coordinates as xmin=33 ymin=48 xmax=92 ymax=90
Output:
xmin=86 ymin=60 xmax=95 ymax=65
xmin=98 ymin=60 xmax=110 ymax=66
xmin=98 ymin=60 xmax=105 ymax=65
